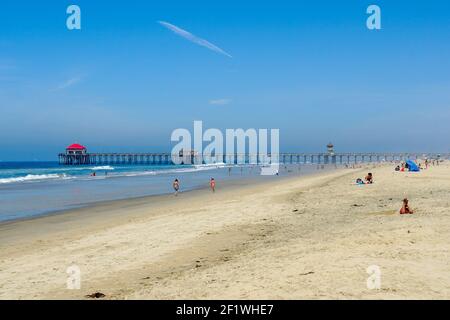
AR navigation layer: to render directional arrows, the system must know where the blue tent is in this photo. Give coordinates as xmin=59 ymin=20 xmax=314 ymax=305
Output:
xmin=406 ymin=160 xmax=420 ymax=172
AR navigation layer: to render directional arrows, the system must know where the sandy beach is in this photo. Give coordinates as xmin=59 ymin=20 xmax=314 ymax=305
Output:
xmin=1 ymin=162 xmax=450 ymax=300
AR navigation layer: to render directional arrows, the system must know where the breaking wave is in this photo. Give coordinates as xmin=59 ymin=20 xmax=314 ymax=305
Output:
xmin=0 ymin=174 xmax=71 ymax=184
xmin=91 ymin=166 xmax=114 ymax=171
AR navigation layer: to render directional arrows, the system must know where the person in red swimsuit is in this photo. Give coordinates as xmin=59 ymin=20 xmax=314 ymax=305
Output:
xmin=210 ymin=178 xmax=216 ymax=193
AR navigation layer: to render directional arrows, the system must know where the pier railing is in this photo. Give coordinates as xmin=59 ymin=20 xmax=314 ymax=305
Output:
xmin=58 ymin=152 xmax=450 ymax=166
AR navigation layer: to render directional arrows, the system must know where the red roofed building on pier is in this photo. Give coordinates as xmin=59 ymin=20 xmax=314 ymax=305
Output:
xmin=66 ymin=143 xmax=87 ymax=155
xmin=59 ymin=143 xmax=90 ymax=165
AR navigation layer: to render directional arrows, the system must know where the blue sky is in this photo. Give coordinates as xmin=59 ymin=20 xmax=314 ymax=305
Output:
xmin=1 ymin=0 xmax=450 ymax=160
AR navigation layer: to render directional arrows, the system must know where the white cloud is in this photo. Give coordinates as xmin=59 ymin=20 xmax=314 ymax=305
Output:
xmin=158 ymin=21 xmax=232 ymax=58
xmin=55 ymin=76 xmax=82 ymax=90
xmin=209 ymin=98 xmax=231 ymax=105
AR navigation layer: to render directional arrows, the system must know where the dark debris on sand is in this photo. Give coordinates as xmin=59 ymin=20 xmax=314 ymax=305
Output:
xmin=86 ymin=292 xmax=106 ymax=299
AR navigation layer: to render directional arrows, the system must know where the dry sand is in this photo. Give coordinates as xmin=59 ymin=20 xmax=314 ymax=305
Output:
xmin=1 ymin=163 xmax=450 ymax=299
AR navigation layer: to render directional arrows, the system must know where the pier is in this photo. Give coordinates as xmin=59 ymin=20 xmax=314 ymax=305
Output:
xmin=59 ymin=143 xmax=449 ymax=166
xmin=58 ymin=152 xmax=450 ymax=166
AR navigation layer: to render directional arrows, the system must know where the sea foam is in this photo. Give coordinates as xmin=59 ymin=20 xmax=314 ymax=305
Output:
xmin=0 ymin=174 xmax=70 ymax=184
xmin=91 ymin=166 xmax=115 ymax=171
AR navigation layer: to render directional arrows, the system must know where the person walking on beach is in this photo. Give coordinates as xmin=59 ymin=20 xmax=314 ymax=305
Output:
xmin=210 ymin=178 xmax=216 ymax=193
xmin=173 ymin=178 xmax=180 ymax=196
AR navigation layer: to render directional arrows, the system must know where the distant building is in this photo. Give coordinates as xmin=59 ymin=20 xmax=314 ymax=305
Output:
xmin=60 ymin=143 xmax=90 ymax=165
xmin=66 ymin=143 xmax=87 ymax=155
xmin=177 ymin=149 xmax=199 ymax=165
xmin=326 ymin=142 xmax=336 ymax=164
xmin=327 ymin=142 xmax=335 ymax=155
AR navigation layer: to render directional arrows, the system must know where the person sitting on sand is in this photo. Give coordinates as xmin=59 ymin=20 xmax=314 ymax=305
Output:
xmin=210 ymin=178 xmax=216 ymax=193
xmin=395 ymin=165 xmax=400 ymax=171
xmin=365 ymin=173 xmax=373 ymax=184
xmin=400 ymin=198 xmax=413 ymax=214
xmin=356 ymin=178 xmax=365 ymax=185
xmin=173 ymin=179 xmax=180 ymax=196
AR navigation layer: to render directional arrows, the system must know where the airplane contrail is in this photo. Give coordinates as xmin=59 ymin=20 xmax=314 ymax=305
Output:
xmin=158 ymin=21 xmax=232 ymax=58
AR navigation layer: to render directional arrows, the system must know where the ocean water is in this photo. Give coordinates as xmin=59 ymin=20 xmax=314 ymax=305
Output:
xmin=0 ymin=161 xmax=335 ymax=222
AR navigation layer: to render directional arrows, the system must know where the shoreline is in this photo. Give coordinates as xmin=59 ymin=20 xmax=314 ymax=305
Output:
xmin=0 ymin=163 xmax=327 ymax=223
xmin=2 ymin=162 xmax=450 ymax=299
xmin=0 ymin=164 xmax=337 ymax=227
xmin=0 ymin=167 xmax=347 ymax=248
